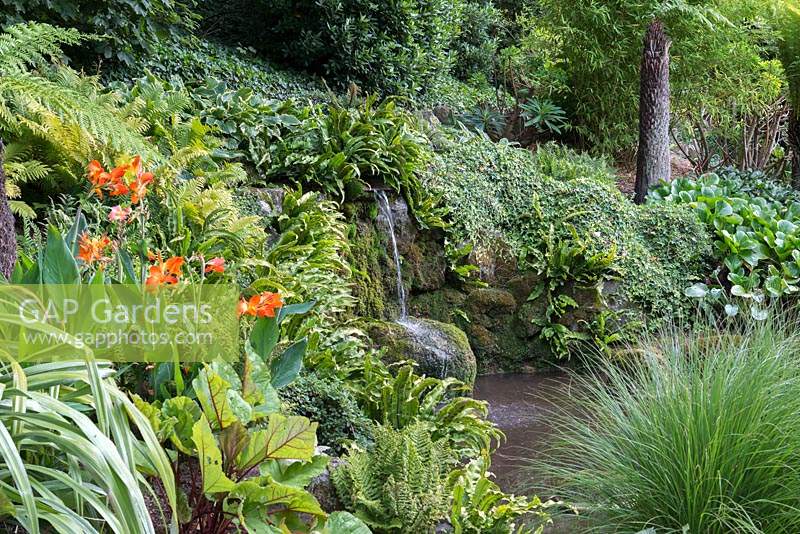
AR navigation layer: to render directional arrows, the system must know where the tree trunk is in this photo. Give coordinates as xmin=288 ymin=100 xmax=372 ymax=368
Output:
xmin=790 ymin=110 xmax=800 ymax=189
xmin=634 ymin=19 xmax=672 ymax=204
xmin=0 ymin=139 xmax=17 ymax=280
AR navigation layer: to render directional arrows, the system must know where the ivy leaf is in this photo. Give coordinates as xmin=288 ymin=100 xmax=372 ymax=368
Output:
xmin=192 ymin=415 xmax=235 ymax=494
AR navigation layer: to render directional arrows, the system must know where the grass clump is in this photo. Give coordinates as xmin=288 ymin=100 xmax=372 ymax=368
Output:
xmin=535 ymin=316 xmax=800 ymax=533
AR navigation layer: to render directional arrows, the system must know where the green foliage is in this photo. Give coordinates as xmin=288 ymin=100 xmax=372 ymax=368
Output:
xmin=134 ymin=311 xmax=327 ymax=532
xmin=531 ymin=142 xmax=616 ymax=184
xmin=0 ymin=360 xmax=178 ymax=533
xmin=1 ymin=225 xmax=178 ymax=532
xmin=332 ymin=422 xmax=451 ymax=532
xmin=359 ymin=365 xmax=502 ymax=459
xmin=107 ymin=35 xmax=326 ymax=102
xmin=271 ymin=96 xmax=447 ymax=229
xmin=258 ymin=0 xmax=463 ymax=95
xmin=191 ymin=79 xmax=308 ymax=174
xmin=280 ymin=372 xmax=372 ymax=456
xmin=452 ymin=0 xmax=505 ymax=82
xmin=519 ymin=99 xmax=569 ymax=135
xmin=424 ymin=137 xmax=712 ymax=331
xmin=448 ymin=457 xmax=548 ymax=534
xmin=0 ymin=0 xmax=197 ymax=64
xmin=0 ymin=23 xmax=157 ymax=207
xmin=535 ymin=316 xmax=800 ymax=533
xmin=521 ymin=225 xmax=619 ymax=358
xmin=533 ymin=0 xmax=781 ymax=152
xmin=650 ymin=168 xmax=800 ymax=315
xmin=774 ymin=0 xmax=800 ymax=110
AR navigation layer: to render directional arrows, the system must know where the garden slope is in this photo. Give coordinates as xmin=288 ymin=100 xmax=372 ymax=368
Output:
xmin=423 ymin=138 xmax=713 ymax=326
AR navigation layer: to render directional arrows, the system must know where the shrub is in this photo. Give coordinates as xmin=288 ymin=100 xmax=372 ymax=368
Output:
xmin=257 ymin=0 xmax=463 ymax=96
xmin=280 ymin=372 xmax=372 ymax=456
xmin=532 ymin=141 xmax=616 ymax=184
xmin=423 ymin=137 xmax=712 ymax=327
xmin=532 ymin=0 xmax=780 ymax=152
xmin=106 ymin=35 xmax=326 ymax=102
xmin=0 ymin=0 xmax=197 ymax=64
xmin=270 ymin=96 xmax=448 ymax=229
xmin=533 ymin=316 xmax=800 ymax=533
xmin=452 ymin=0 xmax=504 ymax=82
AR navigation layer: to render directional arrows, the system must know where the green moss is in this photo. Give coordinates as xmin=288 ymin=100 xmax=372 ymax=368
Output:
xmin=347 ymin=221 xmax=391 ymax=320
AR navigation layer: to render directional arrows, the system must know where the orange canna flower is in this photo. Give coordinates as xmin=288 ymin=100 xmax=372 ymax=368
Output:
xmin=77 ymin=232 xmax=112 ymax=265
xmin=129 ymin=155 xmax=142 ymax=177
xmin=145 ymin=255 xmax=184 ymax=288
xmin=257 ymin=292 xmax=283 ymax=318
xmin=87 ymin=160 xmax=105 ymax=180
xmin=108 ymin=181 xmax=130 ymax=197
xmin=237 ymin=291 xmax=283 ymax=318
xmin=205 ymin=257 xmax=225 ymax=273
xmin=130 ymin=172 xmax=153 ymax=204
xmin=164 ymin=256 xmax=185 ymax=276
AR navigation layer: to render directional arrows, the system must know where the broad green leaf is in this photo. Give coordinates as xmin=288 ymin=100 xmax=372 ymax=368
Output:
xmin=277 ymin=301 xmax=316 ymax=322
xmin=261 ymin=455 xmax=329 ymax=488
xmin=236 ymin=414 xmax=317 ymax=471
xmin=270 ymin=338 xmax=307 ymax=389
xmin=325 ymin=511 xmax=372 ymax=534
xmin=684 ymin=283 xmax=708 ymax=298
xmin=162 ymin=396 xmax=202 ymax=455
xmin=191 ymin=415 xmax=235 ymax=494
xmin=230 ymin=477 xmax=325 ymax=518
xmin=193 ymin=367 xmax=237 ymax=430
xmin=250 ymin=316 xmax=279 ymax=359
xmin=42 ymin=224 xmax=80 ymax=285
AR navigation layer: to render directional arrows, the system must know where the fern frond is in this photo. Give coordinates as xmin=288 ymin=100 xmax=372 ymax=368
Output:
xmin=9 ymin=200 xmax=36 ymax=219
xmin=0 ymin=23 xmax=82 ymax=73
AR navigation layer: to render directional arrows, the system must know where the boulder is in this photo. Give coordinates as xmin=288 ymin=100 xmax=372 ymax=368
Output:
xmin=367 ymin=318 xmax=477 ymax=386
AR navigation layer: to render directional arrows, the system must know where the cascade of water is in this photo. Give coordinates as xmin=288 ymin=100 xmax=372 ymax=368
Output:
xmin=375 ymin=190 xmax=407 ymax=319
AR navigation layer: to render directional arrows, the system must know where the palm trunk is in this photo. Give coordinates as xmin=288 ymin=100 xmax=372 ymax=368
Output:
xmin=790 ymin=110 xmax=800 ymax=189
xmin=634 ymin=19 xmax=671 ymax=204
xmin=0 ymin=139 xmax=17 ymax=279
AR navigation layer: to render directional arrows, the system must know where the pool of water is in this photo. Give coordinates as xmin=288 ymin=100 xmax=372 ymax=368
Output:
xmin=473 ymin=372 xmax=576 ymax=493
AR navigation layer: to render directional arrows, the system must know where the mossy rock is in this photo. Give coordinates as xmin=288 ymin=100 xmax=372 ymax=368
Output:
xmin=408 ymin=288 xmax=468 ymax=323
xmin=464 ymin=288 xmax=517 ymax=329
xmin=403 ymin=237 xmax=447 ymax=292
xmin=367 ymin=318 xmax=477 ymax=386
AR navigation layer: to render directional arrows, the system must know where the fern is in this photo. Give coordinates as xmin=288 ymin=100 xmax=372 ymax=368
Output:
xmin=332 ymin=422 xmax=451 ymax=533
xmin=0 ymin=22 xmax=82 ymax=73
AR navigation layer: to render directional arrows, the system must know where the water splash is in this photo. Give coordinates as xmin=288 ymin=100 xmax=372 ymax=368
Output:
xmin=375 ymin=190 xmax=407 ymax=319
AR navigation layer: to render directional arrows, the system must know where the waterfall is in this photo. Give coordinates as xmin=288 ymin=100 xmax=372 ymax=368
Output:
xmin=375 ymin=190 xmax=407 ymax=319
